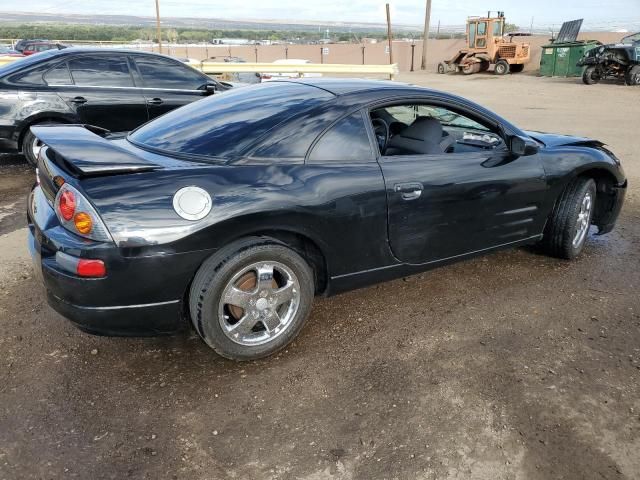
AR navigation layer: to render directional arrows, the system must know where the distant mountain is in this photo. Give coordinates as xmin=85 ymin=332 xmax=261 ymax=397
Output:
xmin=0 ymin=11 xmax=422 ymax=33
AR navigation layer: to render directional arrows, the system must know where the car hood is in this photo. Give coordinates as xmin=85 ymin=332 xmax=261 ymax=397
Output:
xmin=524 ymin=130 xmax=603 ymax=148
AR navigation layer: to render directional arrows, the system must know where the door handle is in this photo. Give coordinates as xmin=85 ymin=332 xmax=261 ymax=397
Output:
xmin=70 ymin=96 xmax=87 ymax=104
xmin=146 ymin=98 xmax=163 ymax=105
xmin=394 ymin=182 xmax=423 ymax=201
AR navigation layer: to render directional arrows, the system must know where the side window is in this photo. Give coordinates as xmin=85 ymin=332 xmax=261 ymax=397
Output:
xmin=68 ymin=56 xmax=133 ymax=87
xmin=308 ymin=112 xmax=374 ymax=163
xmin=476 ymin=22 xmax=487 ymax=47
xmin=134 ymin=57 xmax=206 ymax=90
xmin=493 ymin=21 xmax=503 ymax=37
xmin=370 ymin=103 xmax=504 ymax=157
xmin=44 ymin=62 xmax=72 ymax=85
xmin=468 ymin=23 xmax=476 ymax=48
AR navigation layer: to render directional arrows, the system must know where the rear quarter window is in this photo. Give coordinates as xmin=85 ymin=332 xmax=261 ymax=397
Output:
xmin=129 ymin=82 xmax=334 ymax=159
xmin=308 ymin=112 xmax=374 ymax=163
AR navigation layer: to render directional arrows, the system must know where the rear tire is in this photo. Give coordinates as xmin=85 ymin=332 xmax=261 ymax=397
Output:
xmin=582 ymin=66 xmax=600 ymax=85
xmin=494 ymin=59 xmax=510 ymax=75
xmin=462 ymin=63 xmax=480 ymax=75
xmin=624 ymin=65 xmax=640 ymax=85
xmin=437 ymin=62 xmax=446 ymax=74
xmin=189 ymin=237 xmax=315 ymax=361
xmin=541 ymin=178 xmax=596 ymax=259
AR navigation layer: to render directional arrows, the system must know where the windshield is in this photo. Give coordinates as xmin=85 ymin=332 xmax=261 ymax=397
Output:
xmin=622 ymin=32 xmax=640 ymax=45
xmin=128 ymin=82 xmax=334 ymax=159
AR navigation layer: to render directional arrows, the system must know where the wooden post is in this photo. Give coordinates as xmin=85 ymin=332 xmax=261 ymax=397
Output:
xmin=420 ymin=0 xmax=432 ymax=70
xmin=385 ymin=3 xmax=393 ymax=80
xmin=155 ymin=0 xmax=162 ymax=54
xmin=410 ymin=42 xmax=415 ymax=71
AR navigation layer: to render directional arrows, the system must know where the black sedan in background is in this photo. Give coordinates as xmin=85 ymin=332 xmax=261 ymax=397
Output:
xmin=0 ymin=48 xmax=231 ymax=165
xmin=27 ymin=79 xmax=626 ymax=360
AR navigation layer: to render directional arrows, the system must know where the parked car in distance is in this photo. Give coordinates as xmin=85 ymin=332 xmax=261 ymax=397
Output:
xmin=22 ymin=41 xmax=67 ymax=56
xmin=208 ymin=56 xmax=261 ymax=84
xmin=0 ymin=46 xmax=24 ymax=57
xmin=0 ymin=47 xmax=232 ymax=165
xmin=261 ymin=59 xmax=322 ymax=81
xmin=13 ymin=39 xmax=46 ymax=52
xmin=27 ymin=79 xmax=627 ymax=361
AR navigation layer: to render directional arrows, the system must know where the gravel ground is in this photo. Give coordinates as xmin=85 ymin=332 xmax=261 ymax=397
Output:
xmin=0 ymin=73 xmax=638 ymax=480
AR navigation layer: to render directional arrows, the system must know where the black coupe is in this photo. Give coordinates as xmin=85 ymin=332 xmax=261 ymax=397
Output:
xmin=27 ymin=79 xmax=626 ymax=360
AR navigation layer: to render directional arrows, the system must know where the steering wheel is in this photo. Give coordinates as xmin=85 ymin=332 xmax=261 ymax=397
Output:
xmin=371 ymin=118 xmax=390 ymax=154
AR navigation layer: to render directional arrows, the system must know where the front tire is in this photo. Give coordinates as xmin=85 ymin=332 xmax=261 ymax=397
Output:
xmin=189 ymin=238 xmax=315 ymax=361
xmin=437 ymin=62 xmax=446 ymax=74
xmin=541 ymin=178 xmax=596 ymax=259
xmin=494 ymin=59 xmax=510 ymax=75
xmin=625 ymin=65 xmax=640 ymax=86
xmin=582 ymin=66 xmax=600 ymax=85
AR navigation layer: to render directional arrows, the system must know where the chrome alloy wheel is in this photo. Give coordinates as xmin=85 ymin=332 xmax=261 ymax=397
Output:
xmin=573 ymin=191 xmax=593 ymax=248
xmin=218 ymin=261 xmax=300 ymax=346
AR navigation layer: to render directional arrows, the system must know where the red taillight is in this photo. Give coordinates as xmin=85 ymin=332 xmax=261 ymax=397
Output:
xmin=77 ymin=259 xmax=106 ymax=278
xmin=58 ymin=190 xmax=76 ymax=221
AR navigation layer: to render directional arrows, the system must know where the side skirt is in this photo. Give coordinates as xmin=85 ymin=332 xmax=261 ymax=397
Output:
xmin=326 ymin=234 xmax=543 ymax=296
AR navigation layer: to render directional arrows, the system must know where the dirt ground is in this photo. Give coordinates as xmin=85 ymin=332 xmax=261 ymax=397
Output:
xmin=0 ymin=73 xmax=639 ymax=480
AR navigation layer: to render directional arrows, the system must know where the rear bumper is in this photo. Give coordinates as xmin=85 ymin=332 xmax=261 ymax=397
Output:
xmin=28 ymin=185 xmax=212 ymax=336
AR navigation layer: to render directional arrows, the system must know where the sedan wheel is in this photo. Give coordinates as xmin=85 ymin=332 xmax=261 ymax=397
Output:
xmin=22 ymin=122 xmax=57 ymax=167
xmin=189 ymin=238 xmax=315 ymax=360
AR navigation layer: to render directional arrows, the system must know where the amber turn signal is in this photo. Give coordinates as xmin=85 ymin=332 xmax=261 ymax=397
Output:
xmin=74 ymin=212 xmax=93 ymax=234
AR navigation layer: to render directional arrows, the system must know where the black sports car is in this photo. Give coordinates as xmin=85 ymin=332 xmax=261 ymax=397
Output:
xmin=0 ymin=48 xmax=231 ymax=165
xmin=27 ymin=79 xmax=626 ymax=360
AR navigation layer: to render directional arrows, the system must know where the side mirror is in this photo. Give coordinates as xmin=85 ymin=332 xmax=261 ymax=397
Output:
xmin=205 ymin=84 xmax=217 ymax=95
xmin=510 ymin=135 xmax=539 ymax=156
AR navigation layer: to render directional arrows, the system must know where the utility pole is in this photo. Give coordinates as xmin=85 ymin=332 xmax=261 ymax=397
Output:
xmin=155 ymin=0 xmax=162 ymax=54
xmin=385 ymin=3 xmax=393 ymax=80
xmin=420 ymin=0 xmax=432 ymax=70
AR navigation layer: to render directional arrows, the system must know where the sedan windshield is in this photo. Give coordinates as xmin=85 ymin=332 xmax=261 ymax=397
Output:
xmin=128 ymin=82 xmax=334 ymax=159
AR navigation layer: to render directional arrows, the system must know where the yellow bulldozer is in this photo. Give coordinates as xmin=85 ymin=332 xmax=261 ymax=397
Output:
xmin=438 ymin=12 xmax=530 ymax=75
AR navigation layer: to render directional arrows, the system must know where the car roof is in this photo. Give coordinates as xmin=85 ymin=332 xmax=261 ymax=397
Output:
xmin=0 ymin=47 xmax=195 ymax=78
xmin=279 ymin=77 xmax=428 ymax=96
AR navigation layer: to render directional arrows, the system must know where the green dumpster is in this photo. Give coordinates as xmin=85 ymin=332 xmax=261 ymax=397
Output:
xmin=539 ymin=40 xmax=601 ymax=77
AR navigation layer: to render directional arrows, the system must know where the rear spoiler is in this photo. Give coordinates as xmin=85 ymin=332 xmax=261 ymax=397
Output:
xmin=31 ymin=124 xmax=161 ymax=177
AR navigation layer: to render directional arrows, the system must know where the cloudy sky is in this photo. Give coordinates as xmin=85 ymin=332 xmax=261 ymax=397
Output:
xmin=7 ymin=0 xmax=640 ymax=29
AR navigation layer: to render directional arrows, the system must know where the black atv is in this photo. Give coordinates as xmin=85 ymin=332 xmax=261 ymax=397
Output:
xmin=577 ymin=32 xmax=640 ymax=85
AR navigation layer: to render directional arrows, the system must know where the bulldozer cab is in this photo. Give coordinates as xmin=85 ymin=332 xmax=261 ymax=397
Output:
xmin=467 ymin=15 xmax=504 ymax=51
